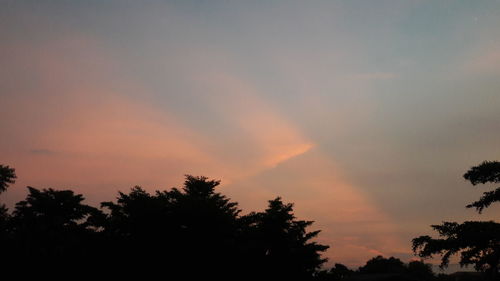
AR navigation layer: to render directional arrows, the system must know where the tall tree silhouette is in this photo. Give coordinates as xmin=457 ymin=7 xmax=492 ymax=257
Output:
xmin=100 ymin=175 xmax=242 ymax=277
xmin=169 ymin=175 xmax=242 ymax=277
xmin=0 ymin=165 xmax=16 ymax=247
xmin=7 ymin=187 xmax=102 ymax=267
xmin=0 ymin=164 xmax=16 ymax=194
xmin=413 ymin=161 xmax=500 ymax=279
xmin=99 ymin=186 xmax=173 ymax=255
xmin=247 ymin=197 xmax=329 ymax=279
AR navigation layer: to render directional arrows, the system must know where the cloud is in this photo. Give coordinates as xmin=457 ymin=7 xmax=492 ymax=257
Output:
xmin=223 ymin=147 xmax=409 ymax=267
xmin=0 ymin=13 xmax=417 ymax=268
xmin=181 ymin=69 xmax=316 ymax=181
xmin=0 ymin=34 xmax=317 ymax=197
xmin=0 ymin=35 xmax=409 ymax=267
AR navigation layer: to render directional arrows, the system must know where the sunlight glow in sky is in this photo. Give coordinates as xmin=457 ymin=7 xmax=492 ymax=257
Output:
xmin=1 ymin=1 xmax=500 ymax=267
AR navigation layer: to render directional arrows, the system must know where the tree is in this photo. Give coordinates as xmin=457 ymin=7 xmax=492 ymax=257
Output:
xmin=329 ymin=263 xmax=354 ymax=280
xmin=0 ymin=172 xmax=331 ymax=277
xmin=314 ymin=263 xmax=353 ymax=281
xmin=463 ymin=161 xmax=500 ymax=213
xmin=99 ymin=175 xmax=243 ymax=277
xmin=0 ymin=164 xmax=16 ymax=194
xmin=5 ymin=186 xmax=102 ymax=268
xmin=413 ymin=221 xmax=500 ymax=272
xmin=412 ymin=161 xmax=500 ymax=279
xmin=0 ymin=165 xmax=16 ymax=244
xmin=359 ymin=256 xmax=407 ymax=274
xmin=99 ymin=186 xmax=173 ymax=243
xmin=247 ymin=197 xmax=329 ymax=279
xmin=408 ymin=260 xmax=435 ymax=280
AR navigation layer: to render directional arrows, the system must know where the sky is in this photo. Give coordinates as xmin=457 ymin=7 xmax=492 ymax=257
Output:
xmin=1 ymin=0 xmax=500 ymax=268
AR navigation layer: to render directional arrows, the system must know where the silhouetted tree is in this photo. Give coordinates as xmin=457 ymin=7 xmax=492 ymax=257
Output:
xmin=463 ymin=161 xmax=500 ymax=213
xmin=413 ymin=161 xmax=500 ymax=279
xmin=329 ymin=263 xmax=353 ymax=280
xmin=99 ymin=175 xmax=243 ymax=277
xmin=0 ymin=165 xmax=16 ymax=247
xmin=408 ymin=260 xmax=434 ymax=280
xmin=359 ymin=256 xmax=407 ymax=274
xmin=0 ymin=165 xmax=17 ymax=248
xmin=0 ymin=170 xmax=331 ymax=278
xmin=315 ymin=263 xmax=354 ymax=280
xmin=316 ymin=260 xmax=433 ymax=281
xmin=8 ymin=187 xmax=101 ymax=265
xmin=99 ymin=186 xmax=173 ymax=248
xmin=0 ymin=164 xmax=16 ymax=194
xmin=413 ymin=221 xmax=500 ymax=273
xmin=247 ymin=197 xmax=329 ymax=279
xmin=0 ymin=164 xmax=15 ymax=228
xmin=169 ymin=175 xmax=243 ymax=277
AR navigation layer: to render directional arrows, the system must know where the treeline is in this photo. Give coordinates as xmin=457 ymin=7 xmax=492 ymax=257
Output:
xmin=316 ymin=256 xmax=438 ymax=281
xmin=0 ymin=166 xmax=327 ymax=278
xmin=0 ymin=165 xmax=428 ymax=279
xmin=1 ymin=162 xmax=498 ymax=280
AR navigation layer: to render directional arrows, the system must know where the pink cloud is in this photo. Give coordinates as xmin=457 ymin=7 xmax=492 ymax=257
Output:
xmin=223 ymin=147 xmax=410 ymax=267
xmin=0 ymin=35 xmax=408 ymax=268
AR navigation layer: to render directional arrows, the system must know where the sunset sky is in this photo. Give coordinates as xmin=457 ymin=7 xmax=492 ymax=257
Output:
xmin=1 ymin=1 xmax=500 ymax=268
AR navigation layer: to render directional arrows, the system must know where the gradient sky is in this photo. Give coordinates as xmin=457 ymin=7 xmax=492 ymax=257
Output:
xmin=1 ymin=1 xmax=500 ymax=268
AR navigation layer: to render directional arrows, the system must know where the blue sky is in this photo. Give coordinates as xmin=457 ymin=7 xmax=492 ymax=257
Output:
xmin=1 ymin=0 xmax=500 ymax=267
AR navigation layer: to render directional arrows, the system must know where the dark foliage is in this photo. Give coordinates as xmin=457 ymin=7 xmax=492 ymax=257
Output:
xmin=413 ymin=161 xmax=500 ymax=280
xmin=463 ymin=161 xmax=500 ymax=185
xmin=0 ymin=171 xmax=329 ymax=278
xmin=318 ymin=258 xmax=435 ymax=281
xmin=315 ymin=263 xmax=354 ymax=281
xmin=2 ymin=161 xmax=493 ymax=280
xmin=359 ymin=256 xmax=407 ymax=274
xmin=407 ymin=260 xmax=435 ymax=280
xmin=6 ymin=187 xmax=101 ymax=265
xmin=0 ymin=164 xmax=16 ymax=194
xmin=345 ymin=258 xmax=435 ymax=281
xmin=463 ymin=161 xmax=500 ymax=213
xmin=0 ymin=165 xmax=15 ymax=244
xmin=244 ymin=197 xmax=329 ymax=279
xmin=413 ymin=221 xmax=500 ymax=272
xmin=97 ymin=176 xmax=244 ymax=277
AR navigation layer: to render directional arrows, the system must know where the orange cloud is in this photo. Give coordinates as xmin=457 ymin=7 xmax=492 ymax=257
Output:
xmin=1 ymin=35 xmax=316 ymax=194
xmin=185 ymin=70 xmax=316 ymax=180
xmin=1 ymin=36 xmax=407 ymax=268
xmin=223 ymin=147 xmax=409 ymax=267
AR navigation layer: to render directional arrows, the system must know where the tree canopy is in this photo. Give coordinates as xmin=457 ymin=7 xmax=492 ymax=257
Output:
xmin=412 ymin=161 xmax=500 ymax=279
xmin=413 ymin=221 xmax=500 ymax=272
xmin=4 ymin=161 xmax=493 ymax=280
xmin=0 ymin=164 xmax=16 ymax=194
xmin=359 ymin=256 xmax=407 ymax=274
xmin=463 ymin=160 xmax=500 ymax=213
xmin=0 ymin=171 xmax=329 ymax=278
xmin=0 ymin=164 xmax=16 ymax=240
